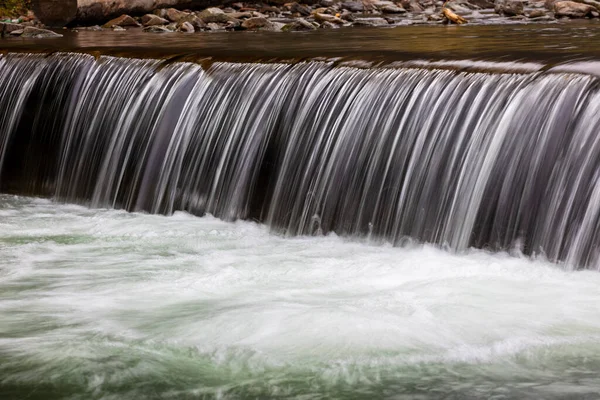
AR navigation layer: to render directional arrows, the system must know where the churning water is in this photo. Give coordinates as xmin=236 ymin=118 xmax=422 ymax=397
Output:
xmin=2 ymin=194 xmax=600 ymax=399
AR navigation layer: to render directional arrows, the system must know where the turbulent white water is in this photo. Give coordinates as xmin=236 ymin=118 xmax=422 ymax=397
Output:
xmin=2 ymin=195 xmax=600 ymax=399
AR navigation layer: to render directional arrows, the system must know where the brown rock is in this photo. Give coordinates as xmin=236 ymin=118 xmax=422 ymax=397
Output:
xmin=241 ymin=16 xmax=275 ymax=29
xmin=229 ymin=11 xmax=254 ymax=18
xmin=282 ymin=17 xmax=318 ymax=30
xmin=313 ymin=12 xmax=345 ymax=23
xmin=181 ymin=15 xmax=208 ymax=30
xmin=103 ymin=14 xmax=141 ymax=28
xmin=177 ymin=21 xmax=195 ymax=32
xmin=554 ymin=0 xmax=594 ymax=16
xmin=165 ymin=8 xmax=191 ymax=22
xmin=30 ymin=0 xmax=77 ymax=27
xmin=141 ymin=14 xmax=168 ymax=26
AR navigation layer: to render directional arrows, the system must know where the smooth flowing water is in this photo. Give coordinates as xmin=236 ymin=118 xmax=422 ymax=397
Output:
xmin=2 ymin=194 xmax=600 ymax=399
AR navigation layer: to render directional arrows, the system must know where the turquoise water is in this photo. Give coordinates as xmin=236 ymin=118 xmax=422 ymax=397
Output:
xmin=2 ymin=195 xmax=600 ymax=399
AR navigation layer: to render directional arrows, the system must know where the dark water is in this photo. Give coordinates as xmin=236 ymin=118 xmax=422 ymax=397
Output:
xmin=3 ymin=22 xmax=600 ymax=63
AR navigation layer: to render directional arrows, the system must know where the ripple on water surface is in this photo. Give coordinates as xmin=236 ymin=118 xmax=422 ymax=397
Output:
xmin=1 ymin=195 xmax=600 ymax=399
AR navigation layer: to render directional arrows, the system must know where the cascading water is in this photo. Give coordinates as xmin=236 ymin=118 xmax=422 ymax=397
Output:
xmin=1 ymin=52 xmax=600 ymax=269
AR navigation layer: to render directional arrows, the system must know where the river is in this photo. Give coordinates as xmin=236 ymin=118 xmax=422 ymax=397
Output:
xmin=3 ymin=23 xmax=600 ymax=399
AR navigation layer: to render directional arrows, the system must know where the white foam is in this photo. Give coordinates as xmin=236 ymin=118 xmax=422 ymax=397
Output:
xmin=2 ymin=195 xmax=600 ymax=396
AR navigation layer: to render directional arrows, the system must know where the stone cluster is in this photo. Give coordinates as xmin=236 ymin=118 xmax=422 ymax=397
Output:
xmin=2 ymin=0 xmax=600 ymax=38
xmin=89 ymin=0 xmax=600 ymax=33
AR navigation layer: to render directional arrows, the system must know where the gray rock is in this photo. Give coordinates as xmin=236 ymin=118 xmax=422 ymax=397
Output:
xmin=0 ymin=22 xmax=24 ymax=37
xmin=321 ymin=0 xmax=335 ymax=6
xmin=352 ymin=17 xmax=390 ymax=25
xmin=141 ymin=14 xmax=169 ymax=26
xmin=198 ymin=8 xmax=234 ymax=23
xmin=554 ymin=0 xmax=594 ymax=16
xmin=467 ymin=0 xmax=496 ymax=7
xmin=103 ymin=14 xmax=141 ymax=28
xmin=206 ymin=22 xmax=224 ymax=30
xmin=341 ymin=9 xmax=356 ymax=20
xmin=282 ymin=17 xmax=318 ymax=30
xmin=404 ymin=0 xmax=425 ymax=11
xmin=494 ymin=0 xmax=525 ymax=15
xmin=341 ymin=1 xmax=365 ymax=11
xmin=13 ymin=26 xmax=63 ymax=38
xmin=143 ymin=25 xmax=171 ymax=32
xmin=321 ymin=20 xmax=341 ymax=28
xmin=289 ymin=2 xmax=313 ymax=15
xmin=381 ymin=4 xmax=407 ymax=12
xmin=527 ymin=9 xmax=547 ymax=17
xmin=530 ymin=14 xmax=556 ymax=20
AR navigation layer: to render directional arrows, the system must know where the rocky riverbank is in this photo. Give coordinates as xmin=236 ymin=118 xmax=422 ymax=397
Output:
xmin=2 ymin=0 xmax=600 ymax=38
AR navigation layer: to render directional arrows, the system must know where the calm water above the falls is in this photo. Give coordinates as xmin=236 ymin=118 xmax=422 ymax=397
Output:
xmin=4 ymin=22 xmax=600 ymax=63
xmin=2 ymin=195 xmax=600 ymax=399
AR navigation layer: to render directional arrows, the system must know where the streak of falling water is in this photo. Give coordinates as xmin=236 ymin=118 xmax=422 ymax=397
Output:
xmin=1 ymin=52 xmax=600 ymax=269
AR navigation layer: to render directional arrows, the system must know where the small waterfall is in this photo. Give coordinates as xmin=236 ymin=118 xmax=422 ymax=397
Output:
xmin=2 ymin=52 xmax=600 ymax=269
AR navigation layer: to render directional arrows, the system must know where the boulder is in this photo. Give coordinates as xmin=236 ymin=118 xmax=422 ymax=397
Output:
xmin=143 ymin=25 xmax=171 ymax=32
xmin=282 ymin=17 xmax=318 ymax=30
xmin=103 ymin=14 xmax=141 ymax=28
xmin=31 ymin=0 xmax=77 ymax=27
xmin=141 ymin=14 xmax=168 ymax=26
xmin=554 ymin=0 xmax=594 ymax=16
xmin=12 ymin=26 xmax=63 ymax=38
xmin=494 ymin=0 xmax=525 ymax=15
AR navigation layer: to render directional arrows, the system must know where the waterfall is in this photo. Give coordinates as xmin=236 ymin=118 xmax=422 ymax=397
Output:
xmin=2 ymin=52 xmax=600 ymax=269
